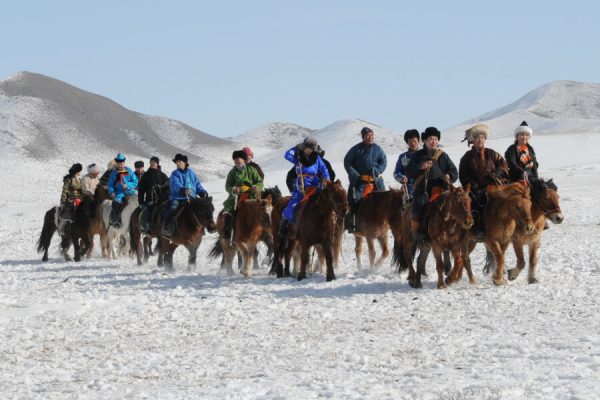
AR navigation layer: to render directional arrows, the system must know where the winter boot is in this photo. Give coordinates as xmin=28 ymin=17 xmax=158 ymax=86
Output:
xmin=222 ymin=213 xmax=233 ymax=240
xmin=109 ymin=202 xmax=123 ymax=228
xmin=161 ymin=218 xmax=176 ymax=239
xmin=278 ymin=218 xmax=292 ymax=239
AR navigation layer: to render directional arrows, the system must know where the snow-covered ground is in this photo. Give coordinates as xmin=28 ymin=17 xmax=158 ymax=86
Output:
xmin=1 ymin=130 xmax=600 ymax=399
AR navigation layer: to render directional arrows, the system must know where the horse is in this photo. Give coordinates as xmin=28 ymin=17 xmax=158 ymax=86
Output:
xmin=352 ymin=189 xmax=405 ymax=272
xmin=473 ymin=182 xmax=536 ymax=285
xmin=84 ymin=185 xmax=110 ymax=259
xmin=158 ymin=196 xmax=217 ymax=271
xmin=271 ymin=180 xmax=349 ymax=282
xmin=36 ymin=196 xmax=95 ymax=262
xmin=100 ymin=196 xmax=139 ymax=259
xmin=489 ymin=178 xmax=563 ymax=284
xmin=210 ymin=196 xmax=273 ymax=277
xmin=130 ymin=184 xmax=170 ymax=266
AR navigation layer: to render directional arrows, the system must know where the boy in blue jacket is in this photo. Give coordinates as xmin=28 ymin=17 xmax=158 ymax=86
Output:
xmin=107 ymin=153 xmax=138 ymax=227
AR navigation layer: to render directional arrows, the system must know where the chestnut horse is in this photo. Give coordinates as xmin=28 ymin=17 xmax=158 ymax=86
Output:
xmin=210 ymin=195 xmax=273 ymax=277
xmin=488 ymin=178 xmax=563 ymax=284
xmin=473 ymin=183 xmax=536 ymax=285
xmin=392 ymin=184 xmax=474 ymax=289
xmin=157 ymin=197 xmax=217 ymax=271
xmin=271 ymin=180 xmax=348 ymax=281
xmin=84 ymin=185 xmax=110 ymax=259
xmin=352 ymin=189 xmax=405 ymax=272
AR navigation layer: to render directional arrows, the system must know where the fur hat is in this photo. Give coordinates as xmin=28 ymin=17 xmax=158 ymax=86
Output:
xmin=172 ymin=153 xmax=188 ymax=164
xmin=134 ymin=160 xmax=144 ymax=168
xmin=361 ymin=127 xmax=374 ymax=136
xmin=421 ymin=127 xmax=441 ymax=141
xmin=463 ymin=124 xmax=490 ymax=145
xmin=403 ymin=129 xmax=420 ymax=144
xmin=232 ymin=150 xmax=248 ymax=161
xmin=69 ymin=163 xmax=83 ymax=175
xmin=114 ymin=153 xmax=126 ymax=162
xmin=87 ymin=163 xmax=100 ymax=174
xmin=150 ymin=156 xmax=160 ymax=165
xmin=107 ymin=159 xmax=117 ymax=170
xmin=298 ymin=136 xmax=318 ymax=151
xmin=242 ymin=146 xmax=253 ymax=157
xmin=514 ymin=121 xmax=533 ymax=137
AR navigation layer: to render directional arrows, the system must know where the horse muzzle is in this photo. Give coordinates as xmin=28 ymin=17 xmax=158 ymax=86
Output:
xmin=206 ymin=220 xmax=217 ymax=234
xmin=550 ymin=212 xmax=564 ymax=224
xmin=463 ymin=217 xmax=474 ymax=230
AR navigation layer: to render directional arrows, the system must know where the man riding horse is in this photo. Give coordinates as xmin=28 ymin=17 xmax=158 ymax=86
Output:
xmin=138 ymin=156 xmax=169 ymax=233
xmin=406 ymin=127 xmax=458 ymax=240
xmin=343 ymin=126 xmax=387 ymax=233
xmin=458 ymin=124 xmax=509 ymax=239
xmin=107 ymin=153 xmax=138 ymax=228
xmin=394 ymin=129 xmax=420 ymax=197
xmin=58 ymin=163 xmax=84 ymax=235
xmin=221 ymin=150 xmax=264 ymax=241
xmin=278 ymin=137 xmax=330 ymax=240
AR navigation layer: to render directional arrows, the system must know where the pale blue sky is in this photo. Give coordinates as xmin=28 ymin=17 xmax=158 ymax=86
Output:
xmin=2 ymin=0 xmax=599 ymax=137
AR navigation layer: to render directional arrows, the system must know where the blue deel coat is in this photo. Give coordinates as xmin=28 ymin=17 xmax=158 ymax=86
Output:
xmin=393 ymin=150 xmax=417 ymax=195
xmin=107 ymin=167 xmax=138 ymax=197
xmin=169 ymin=167 xmax=207 ymax=201
xmin=343 ymin=142 xmax=387 ymax=200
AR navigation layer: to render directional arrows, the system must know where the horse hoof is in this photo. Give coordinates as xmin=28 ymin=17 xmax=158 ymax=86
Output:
xmin=437 ymin=283 xmax=447 ymax=289
xmin=493 ymin=278 xmax=506 ymax=286
xmin=528 ymin=277 xmax=539 ymax=284
xmin=326 ymin=274 xmax=335 ymax=282
xmin=42 ymin=256 xmax=48 ymax=262
xmin=297 ymin=273 xmax=306 ymax=281
xmin=408 ymin=279 xmax=418 ymax=289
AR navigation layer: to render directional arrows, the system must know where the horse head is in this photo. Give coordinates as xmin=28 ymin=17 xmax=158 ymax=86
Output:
xmin=262 ymin=186 xmax=283 ymax=205
xmin=323 ymin=180 xmax=349 ymax=217
xmin=490 ymin=183 xmax=536 ymax=234
xmin=258 ymin=194 xmax=273 ymax=228
xmin=531 ymin=178 xmax=563 ymax=224
xmin=190 ymin=196 xmax=217 ymax=233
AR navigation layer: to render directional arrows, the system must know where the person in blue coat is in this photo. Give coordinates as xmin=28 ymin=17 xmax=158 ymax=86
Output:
xmin=279 ymin=137 xmax=330 ymax=239
xmin=107 ymin=153 xmax=138 ymax=227
xmin=393 ymin=129 xmax=420 ymax=197
xmin=161 ymin=153 xmax=209 ymax=238
xmin=343 ymin=126 xmax=387 ymax=232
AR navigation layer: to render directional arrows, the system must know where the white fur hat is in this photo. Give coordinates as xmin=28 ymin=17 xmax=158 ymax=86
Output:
xmin=463 ymin=124 xmax=490 ymax=145
xmin=514 ymin=121 xmax=533 ymax=137
xmin=87 ymin=163 xmax=100 ymax=174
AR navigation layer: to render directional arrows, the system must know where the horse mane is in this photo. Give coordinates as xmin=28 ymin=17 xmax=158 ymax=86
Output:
xmin=262 ymin=186 xmax=283 ymax=204
xmin=487 ymin=182 xmax=530 ymax=201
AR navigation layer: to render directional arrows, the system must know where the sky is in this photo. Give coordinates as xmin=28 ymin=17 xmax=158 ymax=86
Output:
xmin=2 ymin=0 xmax=600 ymax=138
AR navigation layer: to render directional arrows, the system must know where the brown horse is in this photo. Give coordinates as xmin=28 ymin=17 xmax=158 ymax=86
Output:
xmin=392 ymin=184 xmax=474 ymax=289
xmin=271 ymin=180 xmax=349 ymax=281
xmin=502 ymin=178 xmax=563 ymax=283
xmin=473 ymin=183 xmax=536 ymax=285
xmin=210 ymin=196 xmax=273 ymax=277
xmin=84 ymin=185 xmax=110 ymax=259
xmin=157 ymin=197 xmax=217 ymax=271
xmin=353 ymin=189 xmax=405 ymax=272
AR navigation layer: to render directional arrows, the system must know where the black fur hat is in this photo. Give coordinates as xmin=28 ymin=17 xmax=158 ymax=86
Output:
xmin=361 ymin=126 xmax=374 ymax=136
xmin=172 ymin=153 xmax=188 ymax=164
xmin=150 ymin=156 xmax=160 ymax=165
xmin=403 ymin=129 xmax=420 ymax=144
xmin=68 ymin=163 xmax=83 ymax=175
xmin=134 ymin=160 xmax=144 ymax=168
xmin=232 ymin=150 xmax=248 ymax=161
xmin=421 ymin=126 xmax=441 ymax=141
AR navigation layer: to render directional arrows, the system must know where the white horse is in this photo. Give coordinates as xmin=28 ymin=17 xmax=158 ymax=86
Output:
xmin=100 ymin=196 xmax=139 ymax=259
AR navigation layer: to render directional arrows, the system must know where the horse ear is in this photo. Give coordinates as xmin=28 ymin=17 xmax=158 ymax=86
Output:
xmin=335 ymin=179 xmax=342 ymax=185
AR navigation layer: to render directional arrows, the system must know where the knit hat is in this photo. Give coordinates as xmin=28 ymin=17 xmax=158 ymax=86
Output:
xmin=242 ymin=146 xmax=254 ymax=157
xmin=403 ymin=129 xmax=420 ymax=144
xmin=421 ymin=127 xmax=441 ymax=141
xmin=87 ymin=163 xmax=100 ymax=174
xmin=514 ymin=121 xmax=533 ymax=137
xmin=69 ymin=163 xmax=83 ymax=175
xmin=361 ymin=127 xmax=374 ymax=136
xmin=134 ymin=160 xmax=144 ymax=168
xmin=232 ymin=150 xmax=248 ymax=161
xmin=150 ymin=156 xmax=160 ymax=165
xmin=172 ymin=153 xmax=188 ymax=163
xmin=114 ymin=153 xmax=126 ymax=162
xmin=463 ymin=124 xmax=490 ymax=145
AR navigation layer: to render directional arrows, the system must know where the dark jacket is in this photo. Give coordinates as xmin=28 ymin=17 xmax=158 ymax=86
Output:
xmin=343 ymin=142 xmax=387 ymax=192
xmin=406 ymin=147 xmax=458 ymax=193
xmin=138 ymin=167 xmax=169 ymax=204
xmin=459 ymin=147 xmax=509 ymax=191
xmin=247 ymin=161 xmax=264 ymax=179
xmin=286 ymin=158 xmax=336 ymax=193
xmin=505 ymin=143 xmax=539 ymax=182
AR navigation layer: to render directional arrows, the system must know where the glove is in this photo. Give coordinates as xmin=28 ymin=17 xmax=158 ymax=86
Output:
xmin=199 ymin=191 xmax=208 ymax=198
xmin=232 ymin=187 xmax=240 ymax=195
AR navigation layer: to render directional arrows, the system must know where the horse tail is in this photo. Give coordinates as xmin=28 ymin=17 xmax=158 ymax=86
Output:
xmin=208 ymin=239 xmax=223 ymax=259
xmin=37 ymin=207 xmax=57 ymax=253
xmin=392 ymin=237 xmax=410 ymax=273
xmin=483 ymin=245 xmax=496 ymax=275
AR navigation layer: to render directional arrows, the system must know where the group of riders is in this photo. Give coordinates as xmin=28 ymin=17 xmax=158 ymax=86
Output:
xmin=57 ymin=119 xmax=539 ymax=246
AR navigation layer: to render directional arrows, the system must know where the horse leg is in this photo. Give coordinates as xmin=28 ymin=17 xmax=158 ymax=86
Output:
xmin=443 ymin=249 xmax=452 ymax=276
xmin=297 ymin=244 xmax=309 ymax=281
xmin=253 ymin=247 xmax=260 ymax=270
xmin=284 ymin=242 xmax=294 ymax=278
xmin=73 ymin=234 xmax=82 ymax=262
xmin=374 ymin=235 xmax=389 ymax=271
xmin=431 ymin=243 xmax=446 ymax=289
xmin=414 ymin=242 xmax=430 ymax=289
xmin=354 ymin=235 xmax=363 ymax=272
xmin=186 ymin=244 xmax=199 ymax=273
xmin=507 ymin=241 xmax=526 ymax=281
xmin=489 ymin=241 xmax=507 ymax=286
xmin=445 ymin=246 xmax=464 ymax=286
xmin=324 ymin=241 xmax=336 ymax=282
xmin=242 ymin=242 xmax=257 ymax=278
xmin=143 ymin=237 xmax=151 ymax=263
xmin=404 ymin=240 xmax=419 ymax=288
xmin=527 ymin=240 xmax=541 ymax=284
xmin=367 ymin=237 xmax=377 ymax=272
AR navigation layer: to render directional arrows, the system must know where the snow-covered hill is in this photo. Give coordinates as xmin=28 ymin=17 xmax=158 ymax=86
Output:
xmin=229 ymin=121 xmax=315 ymax=153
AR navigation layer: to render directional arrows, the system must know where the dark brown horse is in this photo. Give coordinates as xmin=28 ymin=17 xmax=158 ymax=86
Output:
xmin=210 ymin=196 xmax=273 ymax=277
xmin=155 ymin=197 xmax=217 ymax=271
xmin=84 ymin=185 xmax=110 ymax=259
xmin=271 ymin=180 xmax=349 ymax=281
xmin=352 ymin=189 xmax=405 ymax=272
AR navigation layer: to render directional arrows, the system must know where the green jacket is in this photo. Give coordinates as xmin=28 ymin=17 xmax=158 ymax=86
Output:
xmin=223 ymin=165 xmax=263 ymax=213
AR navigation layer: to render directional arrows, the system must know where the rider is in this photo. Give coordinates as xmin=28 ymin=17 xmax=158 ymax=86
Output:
xmin=505 ymin=121 xmax=539 ymax=183
xmin=459 ymin=124 xmax=509 ymax=239
xmin=242 ymin=146 xmax=264 ymax=179
xmin=162 ymin=153 xmax=209 ymax=238
xmin=343 ymin=126 xmax=387 ymax=233
xmin=222 ymin=150 xmax=264 ymax=240
xmin=138 ymin=156 xmax=169 ymax=233
xmin=279 ymin=137 xmax=330 ymax=239
xmin=393 ymin=129 xmax=420 ymax=197
xmin=58 ymin=163 xmax=84 ymax=234
xmin=286 ymin=146 xmax=336 ymax=193
xmin=80 ymin=163 xmax=101 ymax=198
xmin=406 ymin=127 xmax=458 ymax=240
xmin=134 ymin=160 xmax=145 ymax=180
xmin=107 ymin=153 xmax=139 ymax=228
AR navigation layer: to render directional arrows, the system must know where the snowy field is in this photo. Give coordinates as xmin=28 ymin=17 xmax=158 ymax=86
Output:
xmin=1 ymin=137 xmax=600 ymax=400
